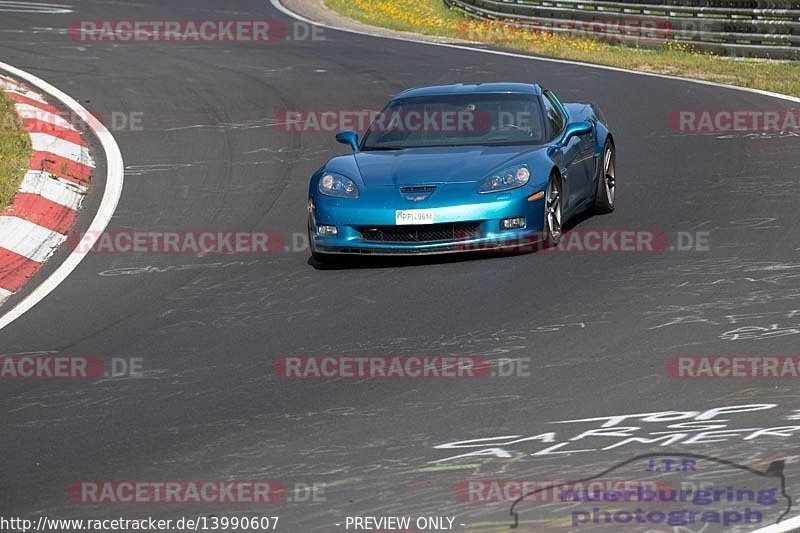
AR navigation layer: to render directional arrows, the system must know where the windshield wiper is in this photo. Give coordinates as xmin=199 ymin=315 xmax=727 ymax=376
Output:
xmin=362 ymin=146 xmax=404 ymax=151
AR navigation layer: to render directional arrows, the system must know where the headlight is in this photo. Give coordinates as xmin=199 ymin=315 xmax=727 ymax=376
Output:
xmin=319 ymin=172 xmax=359 ymax=198
xmin=478 ymin=166 xmax=530 ymax=194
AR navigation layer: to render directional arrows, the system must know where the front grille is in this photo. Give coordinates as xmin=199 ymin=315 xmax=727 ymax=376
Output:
xmin=358 ymin=222 xmax=480 ymax=243
xmin=400 ymin=185 xmax=436 ymax=193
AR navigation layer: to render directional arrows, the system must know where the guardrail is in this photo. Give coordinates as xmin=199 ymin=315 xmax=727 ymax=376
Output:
xmin=445 ymin=0 xmax=800 ymax=59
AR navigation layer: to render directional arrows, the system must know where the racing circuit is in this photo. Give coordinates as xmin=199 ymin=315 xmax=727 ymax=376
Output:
xmin=1 ymin=0 xmax=800 ymax=531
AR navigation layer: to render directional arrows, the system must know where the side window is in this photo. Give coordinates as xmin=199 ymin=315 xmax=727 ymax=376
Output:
xmin=542 ymin=90 xmax=566 ymax=140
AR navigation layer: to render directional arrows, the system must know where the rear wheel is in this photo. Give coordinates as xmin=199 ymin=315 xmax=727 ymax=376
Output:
xmin=543 ymin=173 xmax=563 ymax=248
xmin=593 ymin=141 xmax=616 ymax=214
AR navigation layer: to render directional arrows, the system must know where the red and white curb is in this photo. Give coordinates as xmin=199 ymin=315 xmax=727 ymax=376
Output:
xmin=0 ymin=62 xmax=123 ymax=330
xmin=0 ymin=74 xmax=94 ymax=306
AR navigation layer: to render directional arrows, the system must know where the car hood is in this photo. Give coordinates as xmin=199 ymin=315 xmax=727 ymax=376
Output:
xmin=354 ymin=145 xmax=542 ymax=187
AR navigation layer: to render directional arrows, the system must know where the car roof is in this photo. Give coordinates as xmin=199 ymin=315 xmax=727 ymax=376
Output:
xmin=393 ymin=83 xmax=543 ymax=100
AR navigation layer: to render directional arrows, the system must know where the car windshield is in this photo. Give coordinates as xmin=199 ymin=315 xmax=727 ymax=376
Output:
xmin=360 ymin=93 xmax=546 ymax=150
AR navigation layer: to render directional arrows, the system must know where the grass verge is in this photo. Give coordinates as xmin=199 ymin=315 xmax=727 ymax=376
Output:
xmin=325 ymin=0 xmax=800 ymax=98
xmin=0 ymin=89 xmax=32 ymax=210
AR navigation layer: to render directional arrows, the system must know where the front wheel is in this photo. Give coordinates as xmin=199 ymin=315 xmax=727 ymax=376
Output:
xmin=311 ymin=251 xmax=336 ymax=265
xmin=308 ymin=222 xmax=336 ymax=265
xmin=543 ymin=173 xmax=563 ymax=248
xmin=593 ymin=141 xmax=616 ymax=214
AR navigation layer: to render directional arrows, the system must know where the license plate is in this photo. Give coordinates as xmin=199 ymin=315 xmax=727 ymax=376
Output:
xmin=395 ymin=209 xmax=434 ymax=225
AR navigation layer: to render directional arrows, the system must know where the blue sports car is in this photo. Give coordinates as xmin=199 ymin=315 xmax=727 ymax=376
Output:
xmin=307 ymin=83 xmax=615 ymax=261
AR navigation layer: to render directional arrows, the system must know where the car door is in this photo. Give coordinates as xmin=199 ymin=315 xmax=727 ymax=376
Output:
xmin=552 ymin=92 xmax=598 ymax=207
xmin=543 ymin=91 xmax=592 ymax=213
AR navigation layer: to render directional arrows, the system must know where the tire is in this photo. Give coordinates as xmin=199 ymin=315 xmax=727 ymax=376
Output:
xmin=311 ymin=251 xmax=336 ymax=265
xmin=593 ymin=140 xmax=616 ymax=214
xmin=543 ymin=172 xmax=563 ymax=249
xmin=308 ymin=222 xmax=336 ymax=265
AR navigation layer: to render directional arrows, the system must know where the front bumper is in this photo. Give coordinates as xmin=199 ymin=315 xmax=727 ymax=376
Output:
xmin=309 ymin=189 xmax=546 ymax=256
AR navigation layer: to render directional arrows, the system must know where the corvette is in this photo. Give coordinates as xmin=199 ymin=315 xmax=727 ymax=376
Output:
xmin=307 ymin=83 xmax=615 ymax=261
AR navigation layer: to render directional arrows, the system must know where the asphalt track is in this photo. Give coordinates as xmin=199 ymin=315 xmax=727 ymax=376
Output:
xmin=1 ymin=1 xmax=800 ymax=531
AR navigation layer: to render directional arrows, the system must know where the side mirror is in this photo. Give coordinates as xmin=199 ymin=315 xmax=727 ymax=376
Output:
xmin=336 ymin=130 xmax=359 ymax=152
xmin=557 ymin=121 xmax=593 ymax=148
